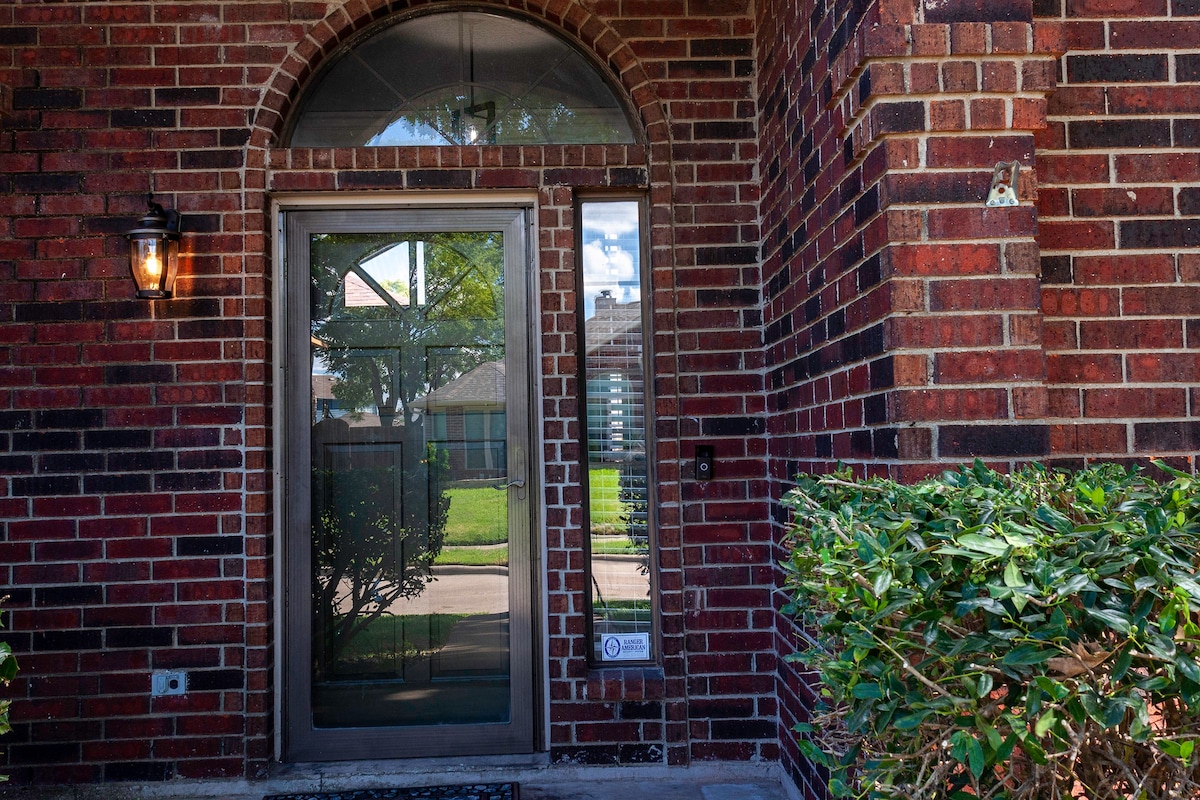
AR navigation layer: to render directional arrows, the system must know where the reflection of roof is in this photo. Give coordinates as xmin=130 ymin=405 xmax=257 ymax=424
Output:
xmin=416 ymin=361 xmax=505 ymax=410
xmin=587 ymin=299 xmax=642 ymax=351
xmin=337 ymin=411 xmax=404 ymax=428
xmin=343 ymin=270 xmax=406 ymax=307
xmin=313 ymin=373 xmax=335 ymax=400
xmin=588 ymin=296 xmax=643 ymax=343
xmin=312 ymin=373 xmax=402 ymax=428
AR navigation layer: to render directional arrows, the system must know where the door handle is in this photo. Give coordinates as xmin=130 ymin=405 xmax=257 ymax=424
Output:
xmin=495 ymin=445 xmax=527 ymax=499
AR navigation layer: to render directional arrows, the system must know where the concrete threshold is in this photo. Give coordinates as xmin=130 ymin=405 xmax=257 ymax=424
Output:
xmin=1 ymin=760 xmax=800 ymax=800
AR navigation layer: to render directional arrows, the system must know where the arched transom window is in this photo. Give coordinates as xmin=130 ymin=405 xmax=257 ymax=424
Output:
xmin=286 ymin=10 xmax=638 ymax=147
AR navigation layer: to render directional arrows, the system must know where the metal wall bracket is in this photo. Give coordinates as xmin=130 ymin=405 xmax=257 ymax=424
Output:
xmin=986 ymin=161 xmax=1020 ymax=207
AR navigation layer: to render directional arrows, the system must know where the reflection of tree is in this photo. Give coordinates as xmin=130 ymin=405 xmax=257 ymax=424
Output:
xmin=312 ymin=232 xmax=504 ymax=425
xmin=620 ymin=451 xmax=649 ymax=553
xmin=312 ymin=441 xmax=449 ymax=676
xmin=368 ymin=85 xmax=629 ymax=147
xmin=309 ymin=231 xmax=503 ymax=678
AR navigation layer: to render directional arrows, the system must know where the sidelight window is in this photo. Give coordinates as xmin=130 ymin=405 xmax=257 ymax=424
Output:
xmin=578 ymin=198 xmax=654 ymax=665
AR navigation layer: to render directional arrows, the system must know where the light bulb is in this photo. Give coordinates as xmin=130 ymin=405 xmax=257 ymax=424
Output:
xmin=144 ymin=253 xmax=162 ymax=279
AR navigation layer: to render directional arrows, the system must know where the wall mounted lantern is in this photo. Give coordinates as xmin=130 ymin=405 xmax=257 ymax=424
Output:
xmin=125 ymin=197 xmax=183 ymax=299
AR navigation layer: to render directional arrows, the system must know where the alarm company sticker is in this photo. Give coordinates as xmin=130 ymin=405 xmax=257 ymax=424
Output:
xmin=600 ymin=633 xmax=650 ymax=661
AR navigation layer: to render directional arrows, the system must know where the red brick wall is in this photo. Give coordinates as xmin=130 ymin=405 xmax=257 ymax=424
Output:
xmin=1036 ymin=0 xmax=1200 ymax=471
xmin=0 ymin=0 xmax=772 ymax=786
xmin=759 ymin=0 xmax=1059 ymax=484
xmin=636 ymin=0 xmax=779 ymax=768
xmin=1 ymin=0 xmax=278 ymax=780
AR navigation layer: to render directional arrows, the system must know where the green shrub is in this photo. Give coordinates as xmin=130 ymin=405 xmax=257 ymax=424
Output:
xmin=0 ymin=603 xmax=16 ymax=782
xmin=782 ymin=460 xmax=1200 ymax=800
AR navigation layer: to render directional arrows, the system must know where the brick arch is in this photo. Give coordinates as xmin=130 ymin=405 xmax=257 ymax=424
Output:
xmin=246 ymin=0 xmax=668 ymax=152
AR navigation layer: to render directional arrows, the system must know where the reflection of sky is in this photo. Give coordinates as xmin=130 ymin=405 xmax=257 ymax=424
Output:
xmin=369 ymin=117 xmax=448 ymax=146
xmin=357 ymin=241 xmax=425 ymax=306
xmin=581 ymin=201 xmax=640 ymax=319
xmin=361 ymin=242 xmax=409 ymax=285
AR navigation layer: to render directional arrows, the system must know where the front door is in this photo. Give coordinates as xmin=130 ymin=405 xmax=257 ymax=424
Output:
xmin=282 ymin=207 xmax=535 ymax=760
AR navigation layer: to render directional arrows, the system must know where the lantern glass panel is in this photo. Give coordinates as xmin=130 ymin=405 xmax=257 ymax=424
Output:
xmin=130 ymin=236 xmax=169 ymax=297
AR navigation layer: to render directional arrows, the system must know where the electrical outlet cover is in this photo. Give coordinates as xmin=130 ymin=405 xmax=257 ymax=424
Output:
xmin=151 ymin=670 xmax=187 ymax=697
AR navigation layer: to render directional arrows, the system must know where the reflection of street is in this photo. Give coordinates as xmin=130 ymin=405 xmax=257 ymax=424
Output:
xmin=338 ymin=557 xmax=647 ymax=615
xmin=389 ymin=566 xmax=509 ymax=615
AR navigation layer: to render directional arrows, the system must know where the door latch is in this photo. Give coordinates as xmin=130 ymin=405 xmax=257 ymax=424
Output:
xmin=495 ymin=446 xmax=527 ymax=499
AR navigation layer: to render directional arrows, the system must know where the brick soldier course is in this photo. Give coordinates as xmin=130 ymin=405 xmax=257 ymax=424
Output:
xmin=0 ymin=0 xmax=1195 ymax=795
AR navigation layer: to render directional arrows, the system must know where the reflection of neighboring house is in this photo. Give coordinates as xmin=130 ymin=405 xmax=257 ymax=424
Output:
xmin=311 ymin=372 xmax=397 ymax=429
xmin=415 ymin=361 xmax=506 ymax=482
xmin=586 ymin=293 xmax=644 ymax=462
xmin=313 ymin=373 xmax=337 ymax=418
xmin=343 ymin=269 xmax=399 ymax=307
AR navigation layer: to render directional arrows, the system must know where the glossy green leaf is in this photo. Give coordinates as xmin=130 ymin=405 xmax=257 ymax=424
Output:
xmin=1002 ymin=645 xmax=1052 ymax=666
xmin=1085 ymin=607 xmax=1133 ymax=635
xmin=1178 ymin=655 xmax=1200 ymax=685
xmin=1110 ymin=646 xmax=1134 ymax=682
xmin=851 ymin=682 xmax=883 ymax=700
xmin=1034 ymin=710 xmax=1059 ymax=738
xmin=956 ymin=533 xmax=1011 ymax=557
xmin=1003 ymin=559 xmax=1023 ymax=588
xmin=965 ymin=735 xmax=985 ymax=778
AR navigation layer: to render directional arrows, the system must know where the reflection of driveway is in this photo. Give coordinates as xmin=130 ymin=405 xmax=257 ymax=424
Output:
xmin=388 ymin=566 xmax=510 ymax=615
xmin=357 ymin=557 xmax=647 ymax=616
xmin=591 ymin=554 xmax=650 ymax=602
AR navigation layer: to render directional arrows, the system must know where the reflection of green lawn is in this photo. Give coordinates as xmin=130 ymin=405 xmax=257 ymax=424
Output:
xmin=434 ymin=545 xmax=508 ymax=566
xmin=590 ymin=536 xmax=639 ymax=555
xmin=444 ymin=487 xmax=507 ymax=545
xmin=589 ymin=468 xmax=624 ymax=534
xmin=436 ymin=468 xmax=628 ymax=565
xmin=593 ymin=599 xmax=652 ymax=623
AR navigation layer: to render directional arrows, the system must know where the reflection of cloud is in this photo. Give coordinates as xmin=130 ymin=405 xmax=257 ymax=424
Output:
xmin=583 ymin=241 xmax=636 ymax=300
xmin=582 ymin=201 xmax=641 ymax=318
xmin=581 ymin=201 xmax=639 ymax=239
xmin=361 ymin=242 xmax=408 ymax=284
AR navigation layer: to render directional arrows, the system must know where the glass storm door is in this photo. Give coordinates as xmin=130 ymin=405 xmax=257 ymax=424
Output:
xmin=283 ymin=208 xmax=534 ymax=760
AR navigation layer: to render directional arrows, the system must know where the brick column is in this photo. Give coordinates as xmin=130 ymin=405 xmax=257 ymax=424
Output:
xmin=850 ymin=12 xmax=1058 ymax=476
xmin=763 ymin=0 xmax=1059 ymax=486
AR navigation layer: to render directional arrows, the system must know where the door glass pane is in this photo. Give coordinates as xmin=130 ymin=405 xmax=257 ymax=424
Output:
xmin=308 ymin=229 xmax=511 ymax=728
xmin=580 ymin=200 xmax=654 ymax=663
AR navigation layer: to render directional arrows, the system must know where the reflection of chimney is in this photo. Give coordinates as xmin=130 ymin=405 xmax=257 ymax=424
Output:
xmin=595 ymin=289 xmax=615 ymax=310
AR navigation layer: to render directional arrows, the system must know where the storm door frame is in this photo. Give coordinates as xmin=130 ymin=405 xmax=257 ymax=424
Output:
xmin=273 ymin=198 xmax=543 ymax=762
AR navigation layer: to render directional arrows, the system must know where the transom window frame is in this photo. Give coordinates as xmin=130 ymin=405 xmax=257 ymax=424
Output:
xmin=281 ymin=5 xmax=643 ymax=148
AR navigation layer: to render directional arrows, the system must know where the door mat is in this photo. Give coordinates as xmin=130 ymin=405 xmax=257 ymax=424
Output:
xmin=265 ymin=783 xmax=518 ymax=800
